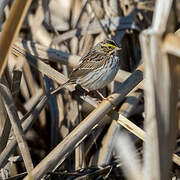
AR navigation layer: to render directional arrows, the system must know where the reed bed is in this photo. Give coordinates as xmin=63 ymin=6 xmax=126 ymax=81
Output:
xmin=0 ymin=0 xmax=180 ymax=179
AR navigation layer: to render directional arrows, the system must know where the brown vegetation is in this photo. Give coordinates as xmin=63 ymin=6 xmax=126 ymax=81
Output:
xmin=0 ymin=0 xmax=180 ymax=179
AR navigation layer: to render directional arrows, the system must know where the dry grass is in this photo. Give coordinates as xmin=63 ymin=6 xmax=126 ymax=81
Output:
xmin=0 ymin=0 xmax=180 ymax=180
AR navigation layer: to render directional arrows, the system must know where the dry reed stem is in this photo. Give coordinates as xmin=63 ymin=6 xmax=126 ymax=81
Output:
xmin=43 ymin=74 xmax=59 ymax=149
xmin=109 ymin=107 xmax=180 ymax=166
xmin=89 ymin=0 xmax=109 ymax=38
xmin=19 ymin=70 xmax=30 ymax=101
xmin=0 ymin=94 xmax=48 ymax=169
xmin=0 ymin=96 xmax=11 ymax=153
xmin=141 ymin=0 xmax=178 ymax=179
xmin=22 ymin=59 xmax=39 ymax=96
xmin=0 ymin=0 xmax=32 ymax=77
xmin=0 ymin=77 xmax=11 ymax=154
xmin=11 ymin=56 xmax=24 ymax=98
xmin=74 ymin=0 xmax=90 ymax=28
xmin=162 ymin=33 xmax=180 ymax=167
xmin=141 ymin=31 xmax=161 ymax=180
xmin=119 ymin=91 xmax=143 ymax=117
xmin=0 ymin=84 xmax=34 ymax=173
xmin=24 ymin=89 xmax=43 ymax=111
xmin=29 ymin=7 xmax=60 ymax=144
xmin=85 ymin=127 xmax=103 ymax=157
xmin=97 ymin=121 xmax=120 ymax=165
xmin=12 ymin=39 xmax=80 ymax=68
xmin=28 ymin=1 xmax=48 ymax=44
xmin=163 ymin=34 xmax=180 ymax=57
xmin=116 ymin=113 xmax=145 ymax=141
xmin=98 ymin=92 xmax=143 ymax=165
xmin=53 ymin=11 xmax=140 ymax=44
xmin=113 ymin=110 xmax=180 ymax=166
xmin=0 ymin=0 xmax=9 ymax=27
xmin=75 ymin=143 xmax=86 ymax=170
xmin=75 ymin=102 xmax=86 ymax=169
xmin=22 ymin=53 xmax=68 ymax=85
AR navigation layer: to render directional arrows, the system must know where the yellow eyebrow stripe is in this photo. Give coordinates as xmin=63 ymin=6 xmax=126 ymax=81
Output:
xmin=103 ymin=43 xmax=116 ymax=48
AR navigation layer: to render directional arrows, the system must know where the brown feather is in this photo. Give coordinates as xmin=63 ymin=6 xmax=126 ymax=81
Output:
xmin=69 ymin=51 xmax=109 ymax=82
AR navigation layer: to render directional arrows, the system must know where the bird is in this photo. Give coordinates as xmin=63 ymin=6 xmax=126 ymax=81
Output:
xmin=51 ymin=39 xmax=121 ymax=99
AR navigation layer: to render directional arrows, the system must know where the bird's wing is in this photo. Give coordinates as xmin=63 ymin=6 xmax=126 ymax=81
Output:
xmin=69 ymin=51 xmax=107 ymax=81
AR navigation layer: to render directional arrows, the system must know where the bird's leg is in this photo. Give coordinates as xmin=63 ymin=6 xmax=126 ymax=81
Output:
xmin=95 ymin=90 xmax=106 ymax=100
xmin=96 ymin=90 xmax=116 ymax=107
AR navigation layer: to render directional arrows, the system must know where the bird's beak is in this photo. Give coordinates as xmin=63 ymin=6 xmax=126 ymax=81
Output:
xmin=115 ymin=46 xmax=122 ymax=51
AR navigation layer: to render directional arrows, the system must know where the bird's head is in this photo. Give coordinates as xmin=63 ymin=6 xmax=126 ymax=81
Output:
xmin=94 ymin=39 xmax=121 ymax=55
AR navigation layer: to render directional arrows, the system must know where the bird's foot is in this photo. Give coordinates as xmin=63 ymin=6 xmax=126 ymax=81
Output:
xmin=95 ymin=90 xmax=116 ymax=107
